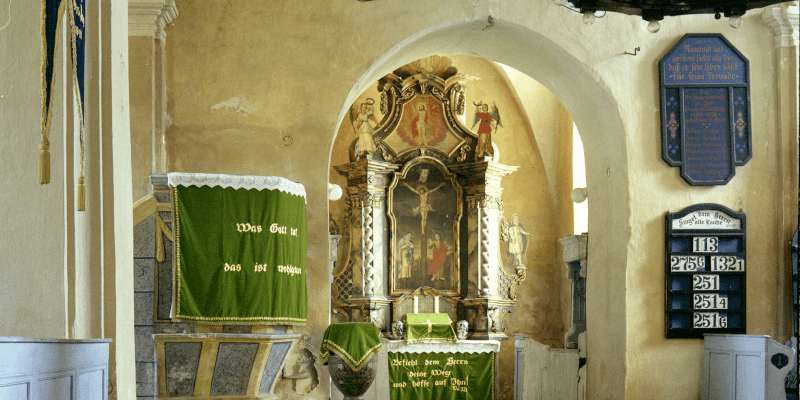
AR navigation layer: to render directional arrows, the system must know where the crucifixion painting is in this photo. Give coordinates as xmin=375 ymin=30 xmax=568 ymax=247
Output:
xmin=391 ymin=161 xmax=460 ymax=295
xmin=402 ymin=182 xmax=444 ymax=233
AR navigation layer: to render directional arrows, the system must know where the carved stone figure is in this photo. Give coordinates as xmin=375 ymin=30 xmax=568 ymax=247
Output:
xmin=351 ymin=99 xmax=378 ymax=157
xmin=392 ymin=320 xmax=405 ymax=340
xmin=456 ymin=320 xmax=469 ymax=340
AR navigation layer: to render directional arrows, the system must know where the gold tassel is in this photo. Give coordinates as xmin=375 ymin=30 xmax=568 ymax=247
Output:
xmin=77 ymin=176 xmax=86 ymax=211
xmin=39 ymin=141 xmax=50 ymax=184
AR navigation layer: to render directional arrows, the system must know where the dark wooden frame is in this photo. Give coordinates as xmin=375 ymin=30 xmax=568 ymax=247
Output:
xmin=387 ymin=157 xmax=462 ymax=297
xmin=665 ymin=203 xmax=747 ymax=339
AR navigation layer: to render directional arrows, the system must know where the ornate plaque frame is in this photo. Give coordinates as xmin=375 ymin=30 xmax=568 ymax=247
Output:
xmin=659 ymin=34 xmax=751 ymax=186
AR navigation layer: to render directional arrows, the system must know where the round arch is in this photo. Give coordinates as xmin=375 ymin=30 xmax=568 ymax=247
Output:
xmin=331 ymin=16 xmax=631 ymax=398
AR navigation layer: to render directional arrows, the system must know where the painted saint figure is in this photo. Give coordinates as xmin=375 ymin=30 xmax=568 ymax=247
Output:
xmin=397 ymin=232 xmax=414 ymax=280
xmin=472 ymin=101 xmax=502 ymax=161
xmin=402 ymin=182 xmax=444 ymax=232
xmin=352 ymin=100 xmax=378 ymax=157
xmin=414 ymin=104 xmax=430 ymax=145
xmin=505 ymin=213 xmax=532 ymax=266
xmin=428 ymin=233 xmax=447 ymax=281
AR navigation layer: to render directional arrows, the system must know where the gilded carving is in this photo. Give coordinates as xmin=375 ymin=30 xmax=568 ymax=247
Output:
xmin=467 ymin=195 xmax=503 ymax=210
xmin=456 ymin=145 xmax=471 ymax=162
xmin=347 ymin=194 xmax=384 ymax=209
xmin=454 ymin=85 xmax=465 ymax=115
xmin=380 ymin=90 xmax=389 ymax=115
xmin=379 ymin=145 xmax=394 ymax=162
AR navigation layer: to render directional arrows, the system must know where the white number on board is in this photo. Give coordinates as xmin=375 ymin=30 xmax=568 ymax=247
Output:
xmin=693 ymin=312 xmax=727 ymax=328
xmin=692 ymin=275 xmax=720 ymax=291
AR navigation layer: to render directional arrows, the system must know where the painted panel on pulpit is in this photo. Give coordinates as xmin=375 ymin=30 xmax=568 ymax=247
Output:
xmin=389 ymin=159 xmax=461 ymax=296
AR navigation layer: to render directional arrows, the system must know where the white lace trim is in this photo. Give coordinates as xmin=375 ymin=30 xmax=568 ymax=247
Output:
xmin=386 ymin=340 xmax=500 ymax=354
xmin=167 ymin=173 xmax=307 ymax=202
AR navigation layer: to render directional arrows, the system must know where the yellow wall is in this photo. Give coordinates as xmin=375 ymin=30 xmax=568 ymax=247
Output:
xmin=0 ymin=0 xmax=67 ymax=338
xmin=1 ymin=0 xmax=795 ymax=399
xmin=155 ymin=1 xmax=798 ymax=398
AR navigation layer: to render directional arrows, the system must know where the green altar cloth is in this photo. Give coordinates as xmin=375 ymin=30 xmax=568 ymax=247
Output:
xmin=320 ymin=322 xmax=383 ymax=371
xmin=404 ymin=313 xmax=457 ymax=344
xmin=389 ymin=350 xmax=494 ymax=399
xmin=171 ymin=174 xmax=307 ymax=325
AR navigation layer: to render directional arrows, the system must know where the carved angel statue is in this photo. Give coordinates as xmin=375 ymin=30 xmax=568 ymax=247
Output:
xmin=471 ymin=101 xmax=503 ymax=161
xmin=351 ymin=98 xmax=378 ymax=157
xmin=500 ymin=213 xmax=532 ymax=267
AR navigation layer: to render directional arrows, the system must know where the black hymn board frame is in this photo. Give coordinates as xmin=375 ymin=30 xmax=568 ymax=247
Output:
xmin=665 ymin=203 xmax=746 ymax=339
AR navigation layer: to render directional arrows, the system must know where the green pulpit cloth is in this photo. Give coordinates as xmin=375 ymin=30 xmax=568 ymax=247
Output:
xmin=320 ymin=322 xmax=383 ymax=371
xmin=170 ymin=173 xmax=307 ymax=325
xmin=404 ymin=313 xmax=457 ymax=344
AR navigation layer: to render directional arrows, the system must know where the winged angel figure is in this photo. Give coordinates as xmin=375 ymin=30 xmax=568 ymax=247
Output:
xmin=471 ymin=101 xmax=503 ymax=161
xmin=351 ymin=98 xmax=378 ymax=157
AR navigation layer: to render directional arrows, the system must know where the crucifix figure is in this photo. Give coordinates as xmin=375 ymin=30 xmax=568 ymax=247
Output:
xmin=402 ymin=182 xmax=444 ymax=232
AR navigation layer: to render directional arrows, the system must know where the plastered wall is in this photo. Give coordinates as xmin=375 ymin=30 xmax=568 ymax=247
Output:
xmin=0 ymin=0 xmax=67 ymax=338
xmin=146 ymin=1 xmax=796 ymax=399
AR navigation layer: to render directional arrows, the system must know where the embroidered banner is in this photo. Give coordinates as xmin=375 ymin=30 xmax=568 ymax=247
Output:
xmin=41 ymin=0 xmax=84 ymax=185
xmin=389 ymin=351 xmax=494 ymax=399
xmin=173 ymin=182 xmax=307 ymax=324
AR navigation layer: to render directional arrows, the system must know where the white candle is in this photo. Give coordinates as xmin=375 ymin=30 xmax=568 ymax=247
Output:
xmin=413 ymin=296 xmax=418 ymax=313
xmin=435 ymin=296 xmax=440 ymax=313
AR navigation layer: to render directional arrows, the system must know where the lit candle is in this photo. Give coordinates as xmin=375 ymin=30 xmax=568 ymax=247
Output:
xmin=413 ymin=296 xmax=418 ymax=313
xmin=435 ymin=296 xmax=439 ymax=313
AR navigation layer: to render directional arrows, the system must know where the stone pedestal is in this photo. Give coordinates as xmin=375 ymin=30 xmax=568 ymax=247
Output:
xmin=153 ymin=333 xmax=300 ymax=398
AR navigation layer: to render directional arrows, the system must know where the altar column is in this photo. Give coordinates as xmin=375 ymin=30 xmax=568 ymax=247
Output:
xmin=451 ymin=161 xmax=518 ymax=340
xmin=334 ymin=156 xmax=400 ymax=332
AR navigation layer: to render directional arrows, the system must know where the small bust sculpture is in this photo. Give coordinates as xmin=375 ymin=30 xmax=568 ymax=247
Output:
xmin=392 ymin=320 xmax=405 ymax=340
xmin=456 ymin=320 xmax=469 ymax=340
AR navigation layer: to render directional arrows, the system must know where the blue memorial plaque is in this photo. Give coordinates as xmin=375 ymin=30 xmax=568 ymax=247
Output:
xmin=659 ymin=34 xmax=751 ymax=186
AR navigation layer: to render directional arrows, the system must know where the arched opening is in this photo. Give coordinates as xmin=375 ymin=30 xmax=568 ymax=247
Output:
xmin=327 ymin=16 xmax=631 ymax=398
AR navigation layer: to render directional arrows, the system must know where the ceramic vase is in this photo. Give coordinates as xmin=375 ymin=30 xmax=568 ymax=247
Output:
xmin=328 ymin=353 xmax=377 ymax=400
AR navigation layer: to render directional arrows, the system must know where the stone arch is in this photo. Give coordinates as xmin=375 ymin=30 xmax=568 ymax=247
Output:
xmin=330 ymin=16 xmax=631 ymax=398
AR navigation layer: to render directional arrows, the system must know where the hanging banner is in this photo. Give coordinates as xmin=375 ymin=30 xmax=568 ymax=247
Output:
xmin=40 ymin=0 xmax=65 ymax=184
xmin=40 ymin=0 xmax=84 ymax=185
xmin=389 ymin=351 xmax=494 ymax=399
xmin=171 ymin=173 xmax=308 ymax=325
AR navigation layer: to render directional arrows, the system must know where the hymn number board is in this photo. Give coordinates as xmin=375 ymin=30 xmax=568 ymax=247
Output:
xmin=665 ymin=204 xmax=746 ymax=339
xmin=660 ymin=34 xmax=751 ymax=186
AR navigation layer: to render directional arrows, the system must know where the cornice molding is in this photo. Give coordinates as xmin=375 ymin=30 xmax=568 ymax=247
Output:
xmin=129 ymin=0 xmax=178 ymax=40
xmin=761 ymin=5 xmax=799 ymax=48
